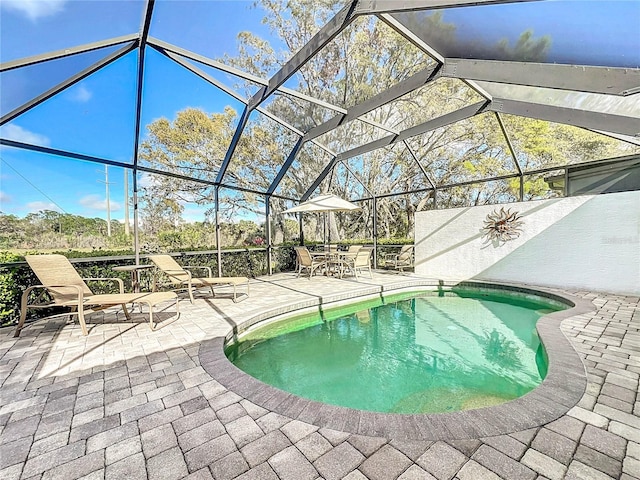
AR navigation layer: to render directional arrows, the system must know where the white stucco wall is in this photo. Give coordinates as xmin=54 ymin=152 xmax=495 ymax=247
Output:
xmin=414 ymin=191 xmax=640 ymax=295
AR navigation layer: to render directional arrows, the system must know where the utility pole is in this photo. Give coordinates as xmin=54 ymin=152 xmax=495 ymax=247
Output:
xmin=97 ymin=165 xmax=113 ymax=237
xmin=105 ymin=165 xmax=111 ymax=237
xmin=124 ymin=170 xmax=130 ymax=236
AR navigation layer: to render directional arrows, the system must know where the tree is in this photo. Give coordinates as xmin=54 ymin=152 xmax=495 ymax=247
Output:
xmin=138 ymin=106 xmax=298 ymax=236
xmin=138 ymin=107 xmax=233 ymax=222
xmin=223 ymin=2 xmax=555 ymax=239
xmin=0 ymin=214 xmax=23 ymax=249
xmin=0 ymin=211 xmax=129 ymax=250
xmin=138 ymin=1 xmax=638 ymax=243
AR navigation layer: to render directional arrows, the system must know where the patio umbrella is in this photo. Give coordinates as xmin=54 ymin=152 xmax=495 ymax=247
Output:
xmin=282 ymin=194 xmax=361 ymax=245
xmin=282 ymin=194 xmax=361 ymax=214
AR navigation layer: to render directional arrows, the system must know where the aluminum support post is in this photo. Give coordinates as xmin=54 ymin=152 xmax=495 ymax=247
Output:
xmin=265 ymin=195 xmax=273 ymax=275
xmin=215 ymin=187 xmax=222 ymax=277
xmin=372 ymin=196 xmax=378 ymax=269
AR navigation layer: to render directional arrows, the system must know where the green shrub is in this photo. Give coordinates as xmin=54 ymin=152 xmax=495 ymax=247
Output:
xmin=0 ymin=252 xmax=24 ymax=325
xmin=0 ymin=252 xmax=137 ymax=327
xmin=1 ymin=239 xmax=410 ymax=328
xmin=0 ymin=246 xmax=298 ymax=327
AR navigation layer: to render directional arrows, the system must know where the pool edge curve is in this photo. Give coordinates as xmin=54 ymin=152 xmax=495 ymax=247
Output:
xmin=199 ymin=280 xmax=594 ymax=440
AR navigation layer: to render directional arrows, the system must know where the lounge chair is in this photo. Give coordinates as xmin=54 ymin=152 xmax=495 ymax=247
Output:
xmin=341 ymin=246 xmax=373 ymax=279
xmin=383 ymin=245 xmax=414 ymax=272
xmin=293 ymin=246 xmax=325 ymax=278
xmin=15 ymin=254 xmax=179 ymax=337
xmin=148 ymin=254 xmax=249 ymax=303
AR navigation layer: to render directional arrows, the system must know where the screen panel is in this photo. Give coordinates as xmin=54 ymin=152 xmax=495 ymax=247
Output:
xmin=0 ymin=145 xmax=134 ymax=252
xmin=1 ymin=0 xmax=143 ymax=62
xmin=404 ymin=113 xmax=517 ymax=186
xmin=391 ymin=1 xmax=640 ymax=68
xmin=174 ymin=53 xmax=263 ymax=99
xmin=262 ymin=92 xmax=338 ymax=133
xmin=280 ymin=14 xmax=434 ymax=110
xmin=273 ymin=141 xmax=334 ymax=200
xmin=343 ymin=142 xmax=429 ymax=197
xmin=317 ymin=118 xmax=393 ymax=154
xmin=150 ymin=0 xmax=289 ymax=77
xmin=1 ymin=45 xmax=127 ymax=117
xmin=436 ymin=179 xmax=518 ymax=209
xmin=361 ymin=77 xmax=486 ymax=133
xmin=1 ymin=51 xmax=139 ymax=163
xmin=223 ymin=109 xmax=301 ymax=193
xmin=137 ymin=48 xmax=246 ymax=180
xmin=499 ymin=114 xmax=640 ymax=171
xmin=374 ymin=193 xmax=419 ymax=240
xmin=137 ymin=170 xmax=216 ymax=252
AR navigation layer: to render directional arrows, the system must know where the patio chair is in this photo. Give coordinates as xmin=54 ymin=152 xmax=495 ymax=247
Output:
xmin=15 ymin=254 xmax=179 ymax=337
xmin=328 ymin=244 xmax=362 ymax=277
xmin=294 ymin=246 xmax=325 ymax=278
xmin=346 ymin=244 xmax=363 ymax=255
xmin=341 ymin=246 xmax=374 ymax=279
xmin=148 ymin=254 xmax=249 ymax=303
xmin=383 ymin=245 xmax=414 ymax=272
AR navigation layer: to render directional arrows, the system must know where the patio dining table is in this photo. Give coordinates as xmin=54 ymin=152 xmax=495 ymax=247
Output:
xmin=309 ymin=250 xmax=358 ymax=277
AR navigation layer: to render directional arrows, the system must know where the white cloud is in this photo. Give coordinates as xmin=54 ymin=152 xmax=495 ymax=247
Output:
xmin=79 ymin=194 xmax=121 ymax=212
xmin=68 ymin=85 xmax=92 ymax=103
xmin=1 ymin=0 xmax=66 ymax=21
xmin=26 ymin=201 xmax=60 ymax=213
xmin=138 ymin=173 xmax=159 ymax=189
xmin=0 ymin=124 xmax=50 ymax=146
xmin=0 ymin=191 xmax=13 ymax=204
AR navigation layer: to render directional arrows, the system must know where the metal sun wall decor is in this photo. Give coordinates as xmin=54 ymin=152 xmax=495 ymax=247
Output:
xmin=482 ymin=207 xmax=524 ymax=243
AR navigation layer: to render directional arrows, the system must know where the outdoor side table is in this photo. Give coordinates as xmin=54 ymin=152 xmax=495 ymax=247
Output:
xmin=113 ymin=264 xmax=154 ymax=293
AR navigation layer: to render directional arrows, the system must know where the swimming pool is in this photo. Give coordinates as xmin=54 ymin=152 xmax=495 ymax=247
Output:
xmin=225 ymin=288 xmax=568 ymax=414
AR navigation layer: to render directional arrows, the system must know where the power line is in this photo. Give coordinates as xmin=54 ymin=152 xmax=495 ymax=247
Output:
xmin=1 ymin=158 xmax=68 ymax=214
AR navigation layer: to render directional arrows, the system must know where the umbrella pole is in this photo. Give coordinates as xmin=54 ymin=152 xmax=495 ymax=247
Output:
xmin=298 ymin=214 xmax=304 ymax=246
xmin=323 ymin=213 xmax=327 ymax=249
xmin=326 ymin=213 xmax=329 ymax=248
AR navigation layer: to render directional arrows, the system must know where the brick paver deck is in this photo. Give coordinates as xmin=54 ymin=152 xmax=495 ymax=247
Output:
xmin=1 ymin=272 xmax=638 ymax=480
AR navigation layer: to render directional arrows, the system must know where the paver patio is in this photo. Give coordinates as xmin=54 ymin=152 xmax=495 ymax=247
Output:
xmin=1 ymin=271 xmax=638 ymax=480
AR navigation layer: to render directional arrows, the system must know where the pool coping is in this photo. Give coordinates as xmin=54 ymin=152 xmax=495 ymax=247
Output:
xmin=199 ymin=280 xmax=594 ymax=440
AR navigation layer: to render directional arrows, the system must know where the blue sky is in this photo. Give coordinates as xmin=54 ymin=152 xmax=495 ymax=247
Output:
xmin=1 ymin=0 xmax=638 ymax=223
xmin=0 ymin=0 xmax=272 ymax=222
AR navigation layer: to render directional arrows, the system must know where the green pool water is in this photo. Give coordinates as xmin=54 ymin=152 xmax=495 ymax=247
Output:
xmin=225 ymin=289 xmax=566 ymax=413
